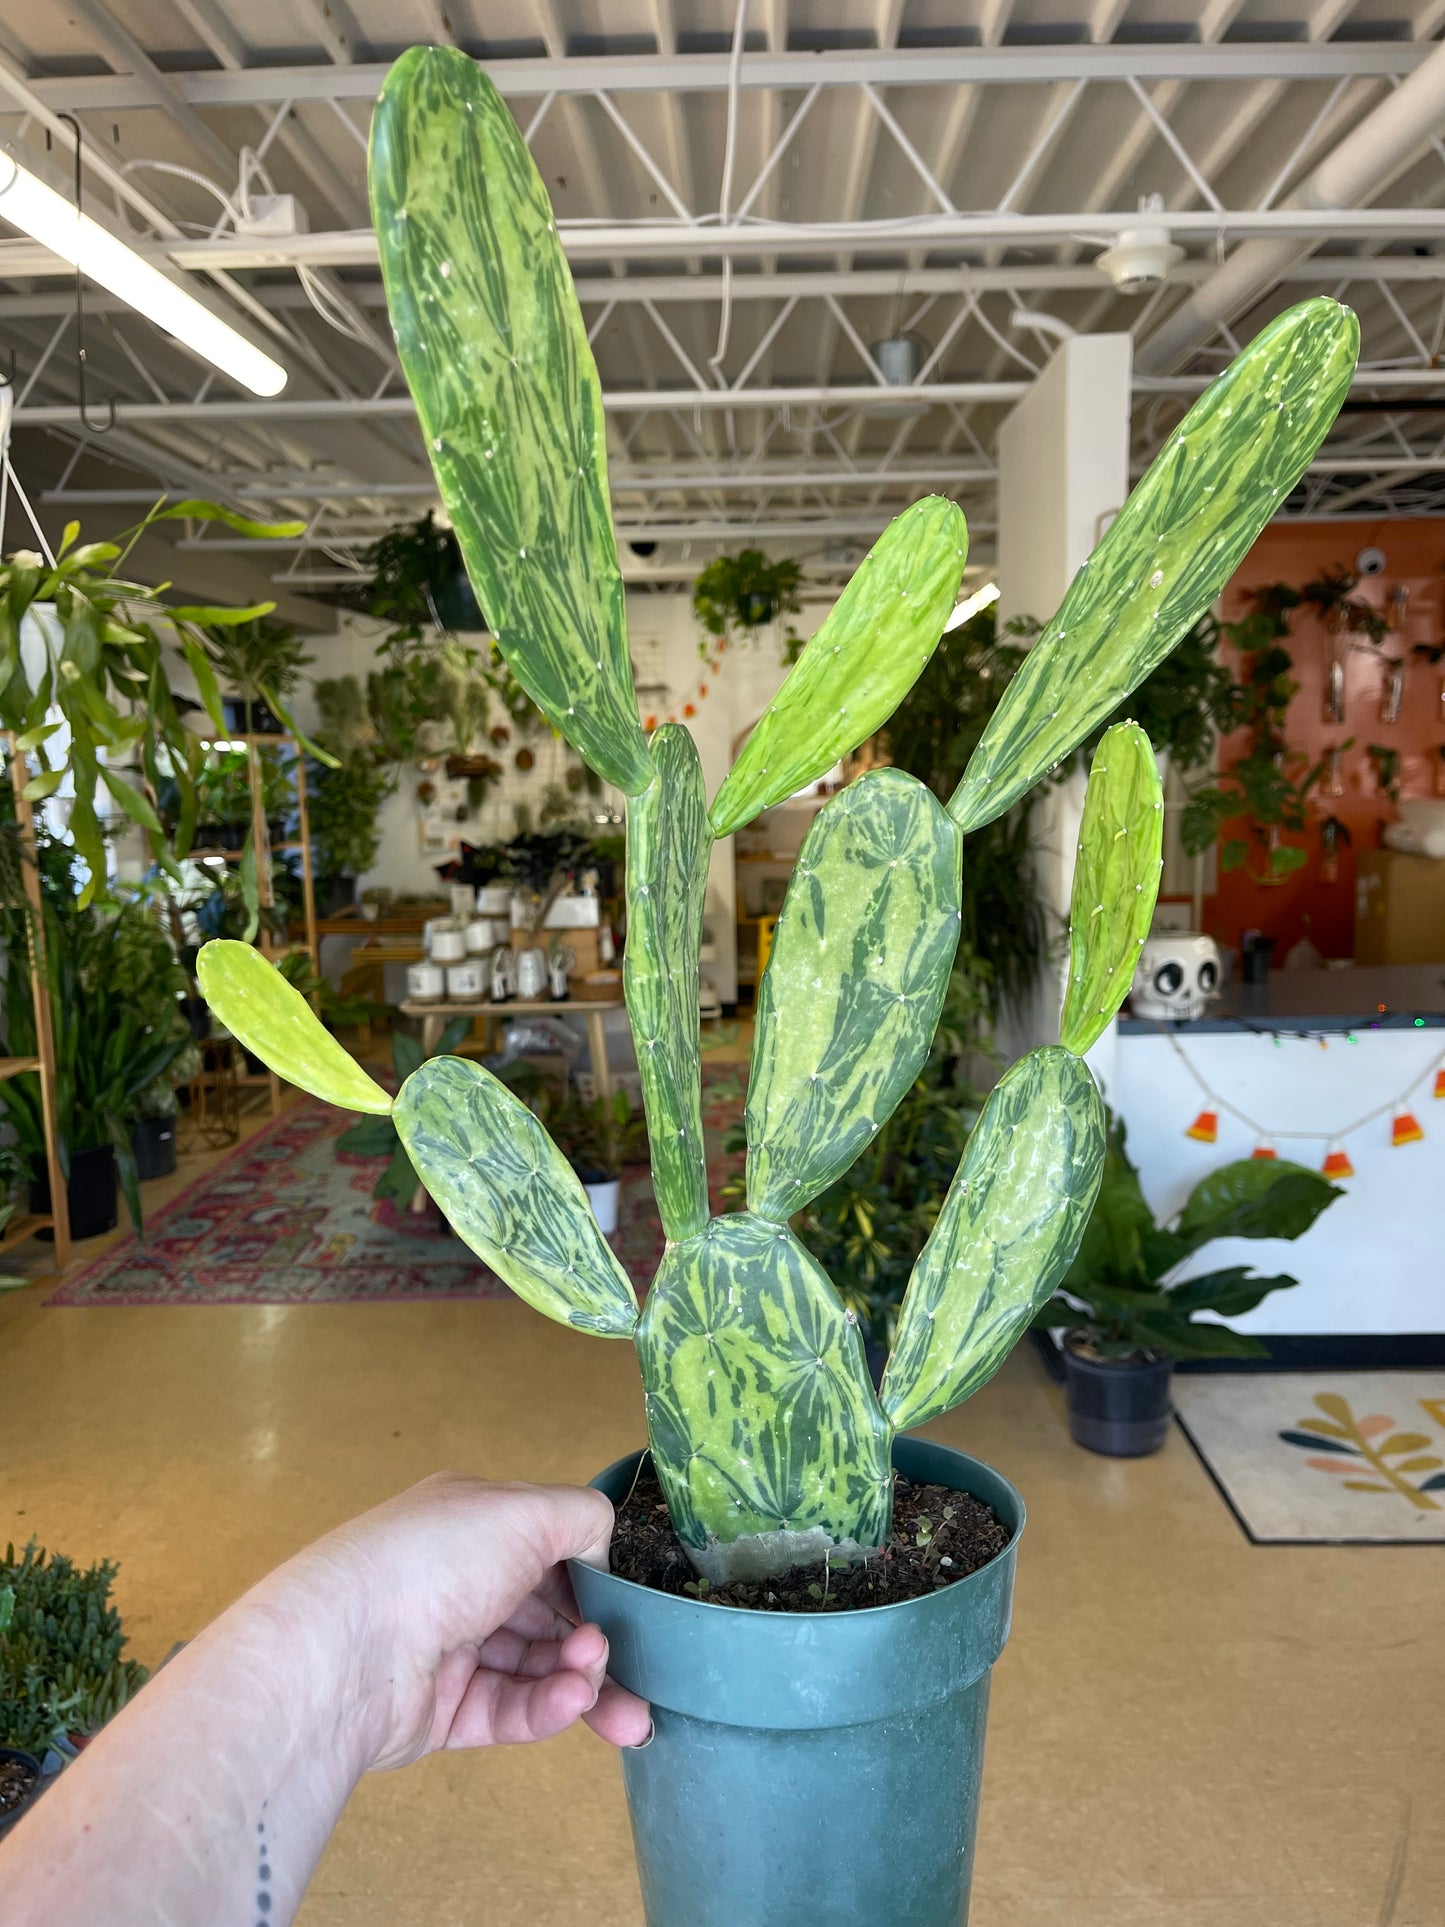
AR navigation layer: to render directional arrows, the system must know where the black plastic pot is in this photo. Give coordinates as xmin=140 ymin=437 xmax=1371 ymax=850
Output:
xmin=131 ymin=1116 xmax=177 ymax=1182
xmin=433 ymin=561 xmax=486 ymax=633
xmin=200 ymin=821 xmax=247 ymax=852
xmin=220 ymin=695 xmax=283 ymax=735
xmin=1063 ymin=1341 xmax=1174 ymax=1457
xmin=317 ymin=874 xmax=357 ymax=917
xmin=0 ymin=1748 xmax=42 ymax=1835
xmin=30 ymin=1143 xmax=118 ymax=1242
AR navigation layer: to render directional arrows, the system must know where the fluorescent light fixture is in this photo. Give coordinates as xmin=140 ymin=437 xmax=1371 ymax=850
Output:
xmin=0 ymin=151 xmax=287 ymax=398
xmin=943 ymin=580 xmax=1000 ymax=632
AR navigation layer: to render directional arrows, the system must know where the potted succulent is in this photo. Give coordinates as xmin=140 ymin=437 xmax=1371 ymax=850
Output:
xmin=1033 ymin=1117 xmax=1341 ymax=1456
xmin=196 ymin=44 xmax=1356 ymax=1927
xmin=0 ymin=1542 xmax=148 ymax=1796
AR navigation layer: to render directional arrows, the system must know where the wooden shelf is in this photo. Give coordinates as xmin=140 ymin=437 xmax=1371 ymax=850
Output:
xmin=0 ymin=1055 xmax=41 ymax=1083
xmin=0 ymin=1210 xmax=57 ymax=1253
xmin=191 ymin=842 xmax=306 ymax=860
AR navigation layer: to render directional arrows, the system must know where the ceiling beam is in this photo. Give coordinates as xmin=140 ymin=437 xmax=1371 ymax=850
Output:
xmin=15 ymin=44 xmax=1429 ymax=114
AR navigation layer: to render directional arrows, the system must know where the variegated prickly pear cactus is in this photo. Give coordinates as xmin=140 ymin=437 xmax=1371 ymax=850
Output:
xmin=196 ymin=42 xmax=1358 ymax=1584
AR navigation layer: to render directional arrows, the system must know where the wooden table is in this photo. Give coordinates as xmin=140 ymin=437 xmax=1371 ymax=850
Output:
xmin=400 ymin=999 xmax=623 ymax=1102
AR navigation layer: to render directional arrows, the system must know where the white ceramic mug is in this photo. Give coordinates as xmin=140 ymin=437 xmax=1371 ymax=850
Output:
xmin=449 ymin=883 xmax=475 ymax=922
xmin=477 ymin=884 xmax=511 ymax=916
xmin=465 ymin=916 xmax=500 ymax=955
xmin=446 ymin=961 xmax=486 ymax=1000
xmin=406 ymin=961 xmax=445 ymax=1003
xmin=428 ymin=921 xmax=467 ymax=963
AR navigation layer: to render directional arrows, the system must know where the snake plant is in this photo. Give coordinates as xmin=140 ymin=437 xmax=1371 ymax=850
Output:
xmin=198 ymin=47 xmax=1356 ymax=1582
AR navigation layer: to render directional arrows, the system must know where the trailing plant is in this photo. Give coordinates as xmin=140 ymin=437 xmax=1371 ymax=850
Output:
xmin=693 ymin=550 xmax=802 ymax=650
xmin=306 ymin=747 xmax=394 ymax=880
xmin=199 ymin=46 xmax=1355 ymax=1584
xmin=1032 ymin=1113 xmax=1339 ymax=1359
xmin=192 ymin=746 xmax=292 ymax=832
xmin=0 ymin=1542 xmax=148 ymax=1755
xmin=1092 ymin=611 xmax=1237 ymax=773
xmin=0 ymin=501 xmax=304 ymax=904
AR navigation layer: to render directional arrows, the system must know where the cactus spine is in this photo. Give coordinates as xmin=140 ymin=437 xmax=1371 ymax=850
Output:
xmin=199 ymin=46 xmax=1357 ymax=1582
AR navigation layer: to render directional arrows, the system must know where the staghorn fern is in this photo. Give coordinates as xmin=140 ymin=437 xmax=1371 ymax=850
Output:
xmin=198 ymin=47 xmax=1357 ymax=1583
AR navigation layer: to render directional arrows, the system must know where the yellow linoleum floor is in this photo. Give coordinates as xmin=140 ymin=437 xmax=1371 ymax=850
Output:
xmin=0 ymin=1107 xmax=1441 ymax=1927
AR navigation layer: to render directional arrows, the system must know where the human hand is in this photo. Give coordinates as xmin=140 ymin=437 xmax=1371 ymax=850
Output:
xmin=256 ymin=1472 xmax=652 ymax=1772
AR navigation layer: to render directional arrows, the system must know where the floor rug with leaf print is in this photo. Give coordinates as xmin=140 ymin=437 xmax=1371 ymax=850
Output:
xmin=1172 ymin=1373 xmax=1445 ymax=1543
xmin=46 ymin=1065 xmax=748 ymax=1309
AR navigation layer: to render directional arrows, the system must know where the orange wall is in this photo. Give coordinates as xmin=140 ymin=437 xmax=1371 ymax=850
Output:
xmin=1199 ymin=519 xmax=1445 ymax=961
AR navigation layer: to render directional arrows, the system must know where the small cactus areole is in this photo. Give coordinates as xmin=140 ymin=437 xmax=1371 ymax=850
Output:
xmin=195 ymin=60 xmax=1360 ymax=1585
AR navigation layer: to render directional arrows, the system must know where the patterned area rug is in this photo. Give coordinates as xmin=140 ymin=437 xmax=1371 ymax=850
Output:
xmin=1173 ymin=1372 xmax=1445 ymax=1544
xmin=47 ymin=1067 xmax=747 ymax=1309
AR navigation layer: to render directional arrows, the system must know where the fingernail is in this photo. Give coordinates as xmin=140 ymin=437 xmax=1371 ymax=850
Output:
xmin=627 ymin=1721 xmax=655 ymax=1751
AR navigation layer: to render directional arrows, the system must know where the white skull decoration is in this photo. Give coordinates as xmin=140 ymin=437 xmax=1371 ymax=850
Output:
xmin=1130 ymin=932 xmax=1221 ymax=1023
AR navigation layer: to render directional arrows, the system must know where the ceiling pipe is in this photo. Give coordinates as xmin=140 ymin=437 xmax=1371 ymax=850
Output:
xmin=1009 ymin=307 xmax=1077 ymax=343
xmin=1136 ymin=37 xmax=1445 ymax=375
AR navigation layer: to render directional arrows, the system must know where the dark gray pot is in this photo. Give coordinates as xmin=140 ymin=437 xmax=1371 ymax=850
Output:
xmin=570 ymin=1436 xmax=1022 ymax=1927
xmin=1063 ymin=1342 xmax=1174 ymax=1457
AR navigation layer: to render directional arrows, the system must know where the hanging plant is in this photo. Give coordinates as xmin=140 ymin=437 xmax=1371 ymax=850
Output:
xmin=693 ymin=550 xmax=802 ymax=652
xmin=0 ymin=500 xmax=309 ymax=906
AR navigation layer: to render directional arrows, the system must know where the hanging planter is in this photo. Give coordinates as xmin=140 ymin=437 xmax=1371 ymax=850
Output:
xmin=692 ymin=550 xmax=802 ymax=648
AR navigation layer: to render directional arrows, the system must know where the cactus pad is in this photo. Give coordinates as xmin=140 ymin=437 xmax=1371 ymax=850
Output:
xmin=370 ymin=46 xmax=652 ymax=795
xmin=394 ymin=1054 xmax=639 ymax=1337
xmin=1059 ymin=723 xmax=1164 ymax=1056
xmin=881 ymin=1046 xmax=1105 ymax=1432
xmin=636 ymin=1211 xmax=893 ymax=1578
xmin=950 ymin=298 xmax=1358 ymax=833
xmin=709 ymin=497 xmax=968 ymax=838
xmin=197 ymin=941 xmax=392 ymax=1114
xmin=745 ymin=768 xmax=962 ymax=1221
xmin=625 ymin=726 xmax=711 ymax=1242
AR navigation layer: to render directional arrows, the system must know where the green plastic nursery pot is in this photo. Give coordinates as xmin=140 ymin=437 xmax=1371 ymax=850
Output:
xmin=570 ymin=1436 xmax=1023 ymax=1927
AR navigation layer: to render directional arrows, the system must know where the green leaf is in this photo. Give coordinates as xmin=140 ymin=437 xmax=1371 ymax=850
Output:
xmin=745 ymin=768 xmax=961 ymax=1220
xmin=624 ymin=725 xmax=711 ymax=1241
xmin=169 ymin=602 xmax=278 ymax=625
xmin=437 ymin=1014 xmax=474 ymax=1057
xmin=1059 ymin=723 xmax=1163 ymax=1055
xmin=394 ymin=1054 xmax=639 ymax=1337
xmin=1061 ymin=1114 xmax=1158 ymax=1288
xmin=1168 ymin=1266 xmax=1297 ymax=1317
xmin=635 ymin=1211 xmax=892 ymax=1569
xmin=375 ymin=1144 xmax=420 ymax=1208
xmin=1131 ymin=1312 xmax=1268 ymax=1360
xmin=392 ymin=1030 xmax=426 ymax=1083
xmin=1174 ymin=1159 xmax=1341 ymax=1255
xmin=197 ymin=941 xmax=393 ymax=1114
xmin=949 ymin=299 xmax=1359 ymax=832
xmin=177 ymin=632 xmax=226 ymax=735
xmin=709 ymin=497 xmax=968 ymax=837
xmin=336 ymin=1115 xmax=401 ymax=1158
xmin=1268 ymin=843 xmax=1309 ymax=878
xmin=369 ymin=46 xmax=653 ymax=796
xmin=151 ymin=502 xmax=307 ymax=539
xmin=21 ymin=768 xmax=64 ymax=802
xmin=881 ymin=1046 xmax=1106 ymax=1431
xmin=100 ymin=765 xmax=162 ymax=834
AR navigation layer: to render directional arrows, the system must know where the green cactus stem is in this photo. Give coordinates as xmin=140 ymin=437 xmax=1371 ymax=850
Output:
xmin=635 ymin=1211 xmax=893 ymax=1580
xmin=197 ymin=941 xmax=392 ymax=1114
xmin=745 ymin=768 xmax=962 ymax=1221
xmin=624 ymin=726 xmax=711 ymax=1243
xmin=950 ymin=298 xmax=1359 ymax=834
xmin=394 ymin=1054 xmax=639 ymax=1338
xmin=709 ymin=497 xmax=967 ymax=839
xmin=369 ymin=47 xmax=652 ymax=795
xmin=880 ymin=1047 xmax=1106 ymax=1433
xmin=1059 ymin=723 xmax=1164 ymax=1056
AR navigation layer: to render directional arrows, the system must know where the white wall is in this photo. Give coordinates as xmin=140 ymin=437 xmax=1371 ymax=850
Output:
xmin=1106 ymin=1028 xmax=1445 ymax=1335
xmin=303 ymin=597 xmax=811 ymax=1003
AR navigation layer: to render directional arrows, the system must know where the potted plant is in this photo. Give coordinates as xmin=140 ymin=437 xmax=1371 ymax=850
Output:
xmin=1033 ymin=1116 xmax=1341 ymax=1456
xmin=693 ymin=548 xmax=802 ymax=641
xmin=200 ymin=615 xmax=313 ymax=736
xmin=0 ymin=503 xmax=303 ymax=905
xmin=198 ymin=46 xmax=1355 ymax=1924
xmin=0 ymin=1542 xmax=148 ymax=1797
xmin=536 ymin=1084 xmax=644 ymax=1235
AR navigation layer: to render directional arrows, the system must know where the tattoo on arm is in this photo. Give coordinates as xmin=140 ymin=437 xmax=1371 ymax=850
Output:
xmin=256 ymin=1808 xmax=272 ymax=1922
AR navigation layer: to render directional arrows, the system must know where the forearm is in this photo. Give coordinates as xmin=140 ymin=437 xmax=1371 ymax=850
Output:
xmin=0 ymin=1563 xmax=371 ymax=1927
